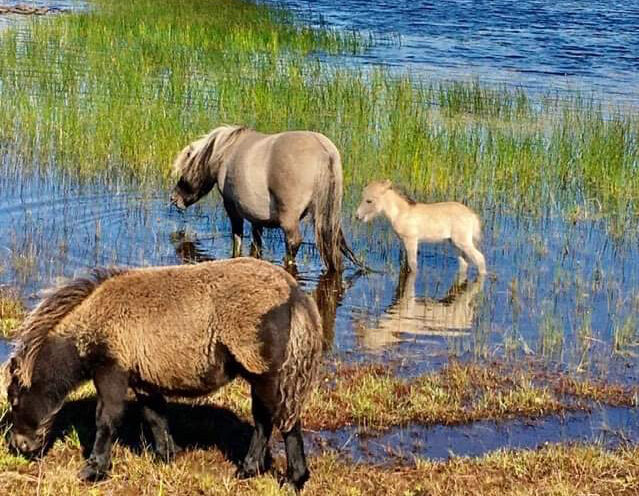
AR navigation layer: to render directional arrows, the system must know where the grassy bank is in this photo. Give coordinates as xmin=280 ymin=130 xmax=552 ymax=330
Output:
xmin=0 ymin=422 xmax=637 ymax=495
xmin=1 ymin=357 xmax=638 ymax=493
xmin=0 ymin=1 xmax=637 ymax=219
xmin=0 ymin=442 xmax=638 ymax=495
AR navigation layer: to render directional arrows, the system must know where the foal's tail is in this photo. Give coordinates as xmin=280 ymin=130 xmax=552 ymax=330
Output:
xmin=276 ymin=290 xmax=323 ymax=433
xmin=312 ymin=137 xmax=363 ymax=272
xmin=472 ymin=213 xmax=482 ymax=246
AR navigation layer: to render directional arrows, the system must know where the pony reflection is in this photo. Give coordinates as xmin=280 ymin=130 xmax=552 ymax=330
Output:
xmin=358 ymin=271 xmax=484 ymax=350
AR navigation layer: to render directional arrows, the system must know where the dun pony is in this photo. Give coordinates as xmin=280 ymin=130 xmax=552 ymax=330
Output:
xmin=356 ymin=180 xmax=487 ymax=276
xmin=170 ymin=125 xmax=359 ymax=272
xmin=7 ymin=258 xmax=322 ymax=490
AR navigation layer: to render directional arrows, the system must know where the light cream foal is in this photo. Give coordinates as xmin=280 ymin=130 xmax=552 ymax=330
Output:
xmin=355 ymin=180 xmax=486 ymax=276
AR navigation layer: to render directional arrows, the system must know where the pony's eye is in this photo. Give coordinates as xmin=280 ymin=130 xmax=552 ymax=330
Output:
xmin=366 ymin=199 xmax=372 ymax=204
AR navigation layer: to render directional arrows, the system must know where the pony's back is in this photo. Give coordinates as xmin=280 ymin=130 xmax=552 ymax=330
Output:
xmin=53 ymin=258 xmax=309 ymax=394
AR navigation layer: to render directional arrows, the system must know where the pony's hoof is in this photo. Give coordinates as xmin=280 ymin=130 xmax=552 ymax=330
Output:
xmin=235 ymin=465 xmax=258 ymax=480
xmin=155 ymin=442 xmax=182 ymax=462
xmin=78 ymin=463 xmax=108 ymax=482
xmin=277 ymin=471 xmax=309 ymax=492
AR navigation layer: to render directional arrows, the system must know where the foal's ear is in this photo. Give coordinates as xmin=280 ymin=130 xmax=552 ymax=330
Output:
xmin=381 ymin=179 xmax=392 ymax=190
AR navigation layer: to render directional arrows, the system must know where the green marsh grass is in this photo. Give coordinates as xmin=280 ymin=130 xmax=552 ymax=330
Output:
xmin=0 ymin=0 xmax=638 ymax=221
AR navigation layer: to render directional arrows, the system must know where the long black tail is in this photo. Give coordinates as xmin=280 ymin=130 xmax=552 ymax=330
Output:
xmin=339 ymin=228 xmax=378 ymax=273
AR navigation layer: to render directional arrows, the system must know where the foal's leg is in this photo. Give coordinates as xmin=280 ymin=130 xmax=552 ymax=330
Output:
xmin=283 ymin=421 xmax=309 ymax=490
xmin=403 ymin=237 xmax=419 ymax=272
xmin=237 ymin=387 xmax=273 ymax=478
xmin=250 ymin=224 xmax=263 ymax=258
xmin=456 ymin=245 xmax=469 ymax=283
xmin=79 ymin=365 xmax=128 ymax=482
xmin=135 ymin=391 xmax=180 ymax=461
xmin=454 ymin=237 xmax=487 ymax=276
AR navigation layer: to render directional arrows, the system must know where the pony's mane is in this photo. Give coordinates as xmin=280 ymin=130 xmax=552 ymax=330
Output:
xmin=12 ymin=267 xmax=127 ymax=387
xmin=390 ymin=185 xmax=417 ymax=205
xmin=191 ymin=125 xmax=249 ymax=170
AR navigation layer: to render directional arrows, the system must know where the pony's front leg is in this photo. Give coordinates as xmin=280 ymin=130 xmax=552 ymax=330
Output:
xmin=135 ymin=391 xmax=181 ymax=461
xmin=224 ymin=202 xmax=244 ymax=258
xmin=79 ymin=365 xmax=128 ymax=482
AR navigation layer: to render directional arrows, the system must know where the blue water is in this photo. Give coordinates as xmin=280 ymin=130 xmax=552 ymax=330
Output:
xmin=274 ymin=0 xmax=639 ymax=106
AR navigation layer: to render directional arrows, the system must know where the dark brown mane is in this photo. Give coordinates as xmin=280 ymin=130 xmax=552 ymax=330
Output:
xmin=13 ymin=267 xmax=127 ymax=387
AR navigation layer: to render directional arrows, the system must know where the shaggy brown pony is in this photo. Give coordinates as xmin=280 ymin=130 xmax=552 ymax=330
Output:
xmin=7 ymin=258 xmax=322 ymax=490
xmin=170 ymin=125 xmax=360 ymax=272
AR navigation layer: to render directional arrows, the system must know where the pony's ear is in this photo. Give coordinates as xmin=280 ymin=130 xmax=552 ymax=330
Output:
xmin=8 ymin=356 xmax=17 ymax=373
xmin=381 ymin=179 xmax=392 ymax=190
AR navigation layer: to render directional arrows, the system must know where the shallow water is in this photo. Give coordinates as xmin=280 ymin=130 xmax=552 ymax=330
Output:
xmin=2 ymin=162 xmax=639 ymax=385
xmin=273 ymin=0 xmax=639 ymax=107
xmin=312 ymin=405 xmax=639 ymax=463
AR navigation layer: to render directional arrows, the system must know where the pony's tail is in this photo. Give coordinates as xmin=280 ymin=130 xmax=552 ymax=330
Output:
xmin=312 ymin=148 xmax=344 ymax=272
xmin=275 ymin=290 xmax=322 ymax=433
xmin=312 ymin=144 xmax=365 ymax=272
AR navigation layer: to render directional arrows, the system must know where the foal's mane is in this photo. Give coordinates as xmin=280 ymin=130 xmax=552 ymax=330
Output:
xmin=390 ymin=185 xmax=417 ymax=205
xmin=12 ymin=268 xmax=126 ymax=387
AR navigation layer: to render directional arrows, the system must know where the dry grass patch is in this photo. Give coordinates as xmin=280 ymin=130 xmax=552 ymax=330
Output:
xmin=0 ymin=287 xmax=24 ymax=338
xmin=0 ymin=438 xmax=638 ymax=495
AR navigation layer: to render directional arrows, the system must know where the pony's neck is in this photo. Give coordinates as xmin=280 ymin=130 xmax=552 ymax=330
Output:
xmin=381 ymin=189 xmax=410 ymax=224
xmin=32 ymin=336 xmax=89 ymax=403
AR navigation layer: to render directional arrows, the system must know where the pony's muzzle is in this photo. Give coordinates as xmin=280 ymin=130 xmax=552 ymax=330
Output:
xmin=8 ymin=431 xmax=42 ymax=458
xmin=169 ymin=191 xmax=186 ymax=211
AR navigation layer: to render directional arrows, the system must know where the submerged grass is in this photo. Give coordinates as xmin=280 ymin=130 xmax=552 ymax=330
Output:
xmin=0 ymin=0 xmax=637 ymax=220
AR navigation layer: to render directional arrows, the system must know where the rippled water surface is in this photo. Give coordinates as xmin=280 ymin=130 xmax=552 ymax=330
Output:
xmin=275 ymin=0 xmax=639 ymax=106
xmin=2 ymin=161 xmax=639 ymax=385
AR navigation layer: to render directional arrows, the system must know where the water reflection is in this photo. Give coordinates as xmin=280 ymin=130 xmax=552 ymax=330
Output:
xmin=171 ymin=231 xmax=215 ymax=264
xmin=357 ymin=268 xmax=484 ymax=351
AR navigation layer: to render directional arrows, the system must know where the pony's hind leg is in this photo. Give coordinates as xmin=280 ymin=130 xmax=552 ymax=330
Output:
xmin=237 ymin=387 xmax=273 ymax=478
xmin=135 ymin=391 xmax=181 ymax=461
xmin=283 ymin=421 xmax=310 ymax=490
xmin=454 ymin=238 xmax=487 ymax=277
xmin=79 ymin=364 xmax=129 ymax=482
xmin=250 ymin=224 xmax=263 ymax=258
xmin=281 ymin=220 xmax=302 ymax=266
